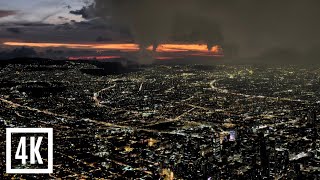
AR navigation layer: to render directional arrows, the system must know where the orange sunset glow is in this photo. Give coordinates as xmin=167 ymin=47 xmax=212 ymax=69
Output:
xmin=150 ymin=44 xmax=221 ymax=53
xmin=3 ymin=42 xmax=223 ymax=54
xmin=3 ymin=42 xmax=140 ymax=51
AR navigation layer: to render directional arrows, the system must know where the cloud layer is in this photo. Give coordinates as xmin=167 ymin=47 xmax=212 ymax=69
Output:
xmin=93 ymin=0 xmax=320 ymax=60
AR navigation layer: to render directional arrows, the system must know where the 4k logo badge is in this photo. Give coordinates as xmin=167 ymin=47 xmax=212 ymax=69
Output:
xmin=6 ymin=128 xmax=53 ymax=174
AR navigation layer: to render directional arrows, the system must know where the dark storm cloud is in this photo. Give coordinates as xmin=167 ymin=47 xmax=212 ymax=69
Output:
xmin=0 ymin=47 xmax=37 ymax=59
xmin=15 ymin=22 xmax=54 ymax=27
xmin=93 ymin=0 xmax=320 ymax=61
xmin=0 ymin=10 xmax=16 ymax=18
xmin=70 ymin=4 xmax=95 ymax=19
xmin=93 ymin=0 xmax=224 ymax=50
xmin=6 ymin=27 xmax=21 ymax=34
xmin=0 ymin=20 xmax=128 ymax=44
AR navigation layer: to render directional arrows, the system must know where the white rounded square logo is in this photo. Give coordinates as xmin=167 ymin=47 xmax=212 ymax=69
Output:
xmin=6 ymin=128 xmax=53 ymax=174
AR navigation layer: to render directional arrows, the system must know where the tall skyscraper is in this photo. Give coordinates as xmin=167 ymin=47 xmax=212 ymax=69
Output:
xmin=308 ymin=110 xmax=317 ymax=151
xmin=258 ymin=132 xmax=270 ymax=179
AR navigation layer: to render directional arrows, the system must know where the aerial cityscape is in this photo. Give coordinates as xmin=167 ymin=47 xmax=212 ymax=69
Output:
xmin=1 ymin=0 xmax=320 ymax=179
xmin=0 ymin=59 xmax=319 ymax=179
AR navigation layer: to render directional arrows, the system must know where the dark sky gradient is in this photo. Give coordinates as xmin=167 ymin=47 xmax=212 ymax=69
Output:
xmin=1 ymin=0 xmax=320 ymax=63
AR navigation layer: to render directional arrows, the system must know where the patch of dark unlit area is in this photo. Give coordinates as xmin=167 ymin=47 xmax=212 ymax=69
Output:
xmin=144 ymin=121 xmax=184 ymax=131
xmin=18 ymin=82 xmax=66 ymax=98
xmin=79 ymin=61 xmax=141 ymax=76
xmin=0 ymin=80 xmax=19 ymax=88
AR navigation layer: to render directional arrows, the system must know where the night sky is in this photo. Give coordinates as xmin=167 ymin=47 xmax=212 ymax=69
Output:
xmin=1 ymin=0 xmax=320 ymax=63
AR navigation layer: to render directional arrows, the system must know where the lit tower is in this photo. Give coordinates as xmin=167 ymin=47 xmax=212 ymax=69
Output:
xmin=212 ymin=132 xmax=221 ymax=161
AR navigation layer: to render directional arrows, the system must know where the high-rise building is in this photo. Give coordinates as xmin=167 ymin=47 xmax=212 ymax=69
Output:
xmin=308 ymin=110 xmax=318 ymax=151
xmin=258 ymin=132 xmax=270 ymax=179
xmin=212 ymin=132 xmax=221 ymax=161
